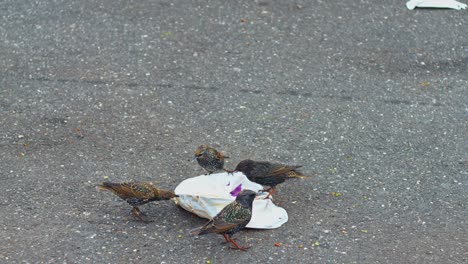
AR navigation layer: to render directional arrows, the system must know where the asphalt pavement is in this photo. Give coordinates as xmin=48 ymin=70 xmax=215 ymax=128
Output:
xmin=1 ymin=0 xmax=467 ymax=263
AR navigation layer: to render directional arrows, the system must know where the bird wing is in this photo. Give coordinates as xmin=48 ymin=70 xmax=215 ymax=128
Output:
xmin=286 ymin=170 xmax=308 ymax=179
xmin=198 ymin=219 xmax=240 ymax=235
xmin=190 ymin=216 xmax=237 ymax=236
xmin=119 ymin=182 xmax=154 ymax=199
xmin=192 ymin=202 xmax=251 ymax=235
xmin=250 ymin=161 xmax=302 ymax=179
xmin=98 ymin=182 xmax=133 ymax=200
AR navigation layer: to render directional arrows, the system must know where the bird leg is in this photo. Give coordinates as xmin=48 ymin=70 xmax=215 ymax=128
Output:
xmin=263 ymin=187 xmax=276 ymax=199
xmin=227 ymin=236 xmax=250 ymax=251
xmin=131 ymin=207 xmax=151 ymax=223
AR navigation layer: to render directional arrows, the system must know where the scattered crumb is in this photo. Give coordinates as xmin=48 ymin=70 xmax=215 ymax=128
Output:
xmin=331 ymin=192 xmax=342 ymax=197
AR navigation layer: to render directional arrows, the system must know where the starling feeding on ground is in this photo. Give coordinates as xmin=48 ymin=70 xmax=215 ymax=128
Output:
xmin=190 ymin=189 xmax=257 ymax=251
xmin=97 ymin=181 xmax=177 ymax=222
xmin=194 ymin=145 xmax=230 ymax=174
xmin=234 ymin=159 xmax=307 ymax=198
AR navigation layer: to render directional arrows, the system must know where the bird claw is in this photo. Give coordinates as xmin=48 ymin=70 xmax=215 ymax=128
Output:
xmin=224 ymin=234 xmax=250 ymax=251
xmin=131 ymin=207 xmax=152 ymax=223
xmin=229 ymin=245 xmax=250 ymax=251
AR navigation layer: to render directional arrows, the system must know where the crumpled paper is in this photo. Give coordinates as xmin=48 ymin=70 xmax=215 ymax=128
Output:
xmin=174 ymin=172 xmax=288 ymax=229
xmin=407 ymin=0 xmax=467 ymax=10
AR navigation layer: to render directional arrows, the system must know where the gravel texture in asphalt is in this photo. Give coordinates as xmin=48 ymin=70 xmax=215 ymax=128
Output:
xmin=1 ymin=1 xmax=467 ymax=263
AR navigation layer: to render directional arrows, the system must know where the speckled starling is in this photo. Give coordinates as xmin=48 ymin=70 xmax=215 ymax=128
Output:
xmin=194 ymin=145 xmax=230 ymax=174
xmin=234 ymin=159 xmax=307 ymax=198
xmin=97 ymin=181 xmax=176 ymax=222
xmin=190 ymin=189 xmax=257 ymax=251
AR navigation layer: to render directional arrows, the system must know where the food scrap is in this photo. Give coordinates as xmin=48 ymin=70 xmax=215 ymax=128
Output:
xmin=331 ymin=192 xmax=342 ymax=197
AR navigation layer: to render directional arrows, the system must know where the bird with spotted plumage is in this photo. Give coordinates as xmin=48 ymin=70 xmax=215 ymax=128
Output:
xmin=193 ymin=145 xmax=230 ymax=174
xmin=233 ymin=159 xmax=308 ymax=199
xmin=190 ymin=189 xmax=257 ymax=251
xmin=97 ymin=181 xmax=177 ymax=222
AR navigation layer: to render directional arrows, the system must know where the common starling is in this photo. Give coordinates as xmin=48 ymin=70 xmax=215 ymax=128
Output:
xmin=234 ymin=159 xmax=307 ymax=198
xmin=190 ymin=189 xmax=257 ymax=251
xmin=97 ymin=181 xmax=177 ymax=222
xmin=194 ymin=145 xmax=230 ymax=174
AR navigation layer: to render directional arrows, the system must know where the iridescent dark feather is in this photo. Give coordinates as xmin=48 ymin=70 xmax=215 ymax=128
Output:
xmin=234 ymin=159 xmax=307 ymax=197
xmin=190 ymin=190 xmax=256 ymax=251
xmin=194 ymin=145 xmax=229 ymax=174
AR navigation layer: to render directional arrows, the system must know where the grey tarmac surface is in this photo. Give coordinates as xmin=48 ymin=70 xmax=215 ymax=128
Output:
xmin=1 ymin=0 xmax=467 ymax=263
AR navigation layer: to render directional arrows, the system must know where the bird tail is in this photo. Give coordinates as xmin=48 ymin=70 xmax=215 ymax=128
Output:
xmin=190 ymin=226 xmax=214 ymax=236
xmin=189 ymin=220 xmax=215 ymax=236
xmin=287 ymin=170 xmax=309 ymax=179
xmin=189 ymin=227 xmax=203 ymax=236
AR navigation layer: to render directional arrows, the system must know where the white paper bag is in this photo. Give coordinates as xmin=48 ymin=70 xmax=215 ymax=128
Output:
xmin=174 ymin=172 xmax=288 ymax=229
xmin=406 ymin=0 xmax=467 ymax=10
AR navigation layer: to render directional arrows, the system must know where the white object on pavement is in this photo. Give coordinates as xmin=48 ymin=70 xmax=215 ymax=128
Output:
xmin=174 ymin=172 xmax=288 ymax=229
xmin=406 ymin=0 xmax=467 ymax=10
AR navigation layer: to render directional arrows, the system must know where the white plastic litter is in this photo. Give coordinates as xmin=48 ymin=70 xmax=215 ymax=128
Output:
xmin=406 ymin=0 xmax=467 ymax=10
xmin=174 ymin=172 xmax=288 ymax=229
